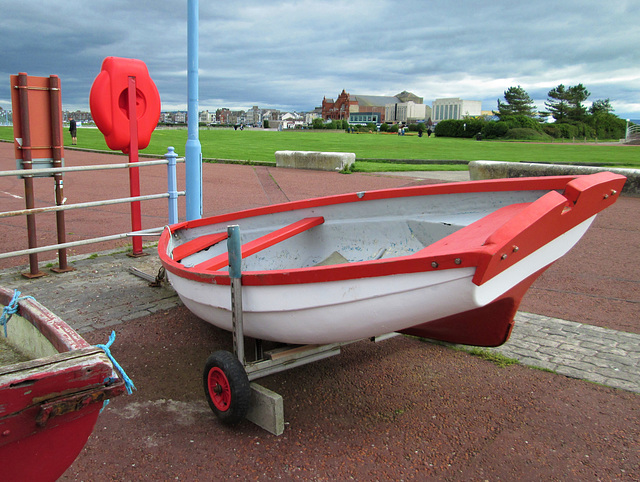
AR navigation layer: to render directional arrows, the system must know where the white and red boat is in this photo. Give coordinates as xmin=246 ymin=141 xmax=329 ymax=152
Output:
xmin=159 ymin=172 xmax=625 ymax=348
xmin=0 ymin=287 xmax=128 ymax=481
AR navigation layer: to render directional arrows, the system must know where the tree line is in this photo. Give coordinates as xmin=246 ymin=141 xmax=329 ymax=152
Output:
xmin=435 ymin=84 xmax=628 ymax=141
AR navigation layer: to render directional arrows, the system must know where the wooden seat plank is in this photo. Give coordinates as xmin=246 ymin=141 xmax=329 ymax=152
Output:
xmin=194 ymin=216 xmax=325 ymax=272
xmin=173 ymin=232 xmax=228 ymax=262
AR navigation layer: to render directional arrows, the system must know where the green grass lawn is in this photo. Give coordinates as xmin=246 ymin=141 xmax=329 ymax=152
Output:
xmin=1 ymin=126 xmax=638 ymax=169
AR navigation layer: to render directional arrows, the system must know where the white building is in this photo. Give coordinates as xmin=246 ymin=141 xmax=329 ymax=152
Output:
xmin=432 ymin=98 xmax=482 ymax=122
xmin=173 ymin=111 xmax=187 ymax=123
xmin=281 ymin=112 xmax=304 ymax=129
xmin=385 ymin=101 xmax=431 ymax=124
xmin=199 ymin=110 xmax=214 ymax=124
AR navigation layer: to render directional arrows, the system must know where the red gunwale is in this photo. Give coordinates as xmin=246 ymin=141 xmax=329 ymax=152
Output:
xmin=159 ymin=173 xmax=626 ymax=288
xmin=0 ymin=287 xmax=90 ymax=353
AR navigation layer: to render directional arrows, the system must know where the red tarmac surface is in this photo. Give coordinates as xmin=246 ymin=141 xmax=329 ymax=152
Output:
xmin=1 ymin=141 xmax=638 ymax=334
xmin=1 ymin=142 xmax=639 ymax=479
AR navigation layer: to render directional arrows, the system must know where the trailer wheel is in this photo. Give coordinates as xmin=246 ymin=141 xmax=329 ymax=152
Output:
xmin=203 ymin=350 xmax=251 ymax=425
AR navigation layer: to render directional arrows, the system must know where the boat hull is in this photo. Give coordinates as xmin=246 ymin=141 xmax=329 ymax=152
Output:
xmin=0 ymin=287 xmax=125 ymax=482
xmin=166 ymin=215 xmax=595 ymax=345
xmin=159 ymin=173 xmax=625 ymax=347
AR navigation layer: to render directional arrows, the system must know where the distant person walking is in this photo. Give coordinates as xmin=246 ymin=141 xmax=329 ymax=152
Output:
xmin=69 ymin=118 xmax=77 ymax=145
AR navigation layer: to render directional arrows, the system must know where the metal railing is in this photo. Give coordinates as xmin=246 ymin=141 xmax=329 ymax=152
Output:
xmin=0 ymin=146 xmax=185 ymax=276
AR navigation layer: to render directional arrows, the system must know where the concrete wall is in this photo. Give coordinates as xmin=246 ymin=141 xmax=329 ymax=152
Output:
xmin=275 ymin=151 xmax=355 ymax=171
xmin=469 ymin=160 xmax=640 ymax=196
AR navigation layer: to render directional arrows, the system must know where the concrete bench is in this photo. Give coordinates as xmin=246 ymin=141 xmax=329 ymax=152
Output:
xmin=469 ymin=160 xmax=640 ymax=196
xmin=275 ymin=150 xmax=355 ymax=171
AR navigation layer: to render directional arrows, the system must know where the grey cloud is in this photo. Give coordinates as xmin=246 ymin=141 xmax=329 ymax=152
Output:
xmin=1 ymin=0 xmax=639 ymax=119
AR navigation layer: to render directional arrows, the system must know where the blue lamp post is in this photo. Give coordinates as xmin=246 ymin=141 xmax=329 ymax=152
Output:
xmin=185 ymin=0 xmax=203 ymax=220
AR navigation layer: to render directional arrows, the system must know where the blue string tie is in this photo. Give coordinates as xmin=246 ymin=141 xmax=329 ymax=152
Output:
xmin=96 ymin=331 xmax=137 ymax=395
xmin=1 ymin=290 xmax=36 ymax=337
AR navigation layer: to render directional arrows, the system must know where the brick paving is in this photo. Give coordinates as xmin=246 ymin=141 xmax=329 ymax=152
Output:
xmin=491 ymin=312 xmax=640 ymax=393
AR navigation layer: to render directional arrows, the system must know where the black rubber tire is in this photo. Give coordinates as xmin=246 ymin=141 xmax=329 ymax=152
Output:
xmin=203 ymin=350 xmax=251 ymax=425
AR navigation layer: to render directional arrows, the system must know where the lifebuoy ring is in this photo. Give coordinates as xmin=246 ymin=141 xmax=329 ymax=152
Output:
xmin=90 ymin=57 xmax=161 ymax=153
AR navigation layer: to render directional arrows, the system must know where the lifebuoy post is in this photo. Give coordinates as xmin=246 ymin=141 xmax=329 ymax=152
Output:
xmin=90 ymin=57 xmax=161 ymax=256
xmin=126 ymin=75 xmax=143 ymax=255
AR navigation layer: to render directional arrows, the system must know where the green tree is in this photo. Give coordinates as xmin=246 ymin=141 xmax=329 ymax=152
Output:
xmin=544 ymin=84 xmax=571 ymax=122
xmin=589 ymin=98 xmax=614 ymax=115
xmin=496 ymin=86 xmax=536 ymax=118
xmin=586 ymin=100 xmax=625 ymax=139
xmin=545 ymin=83 xmax=591 ymax=123
xmin=567 ymin=83 xmax=590 ymax=122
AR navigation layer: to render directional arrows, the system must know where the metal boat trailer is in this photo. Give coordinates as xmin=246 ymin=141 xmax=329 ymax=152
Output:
xmin=202 ymin=226 xmax=396 ymax=435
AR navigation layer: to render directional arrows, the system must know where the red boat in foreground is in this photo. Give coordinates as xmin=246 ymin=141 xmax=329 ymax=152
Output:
xmin=160 ymin=172 xmax=626 ymax=347
xmin=158 ymin=172 xmax=626 ymax=425
xmin=0 ymin=287 xmax=128 ymax=482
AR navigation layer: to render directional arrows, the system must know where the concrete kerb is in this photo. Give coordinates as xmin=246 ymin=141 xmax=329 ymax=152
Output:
xmin=469 ymin=160 xmax=640 ymax=196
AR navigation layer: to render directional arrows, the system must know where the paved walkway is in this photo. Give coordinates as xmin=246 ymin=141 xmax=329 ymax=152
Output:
xmin=1 ymin=247 xmax=638 ymax=394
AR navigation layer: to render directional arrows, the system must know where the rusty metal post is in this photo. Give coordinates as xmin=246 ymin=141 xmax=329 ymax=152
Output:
xmin=48 ymin=75 xmax=74 ymax=273
xmin=17 ymin=73 xmax=45 ymax=278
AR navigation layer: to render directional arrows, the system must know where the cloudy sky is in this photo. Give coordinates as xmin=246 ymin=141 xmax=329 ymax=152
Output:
xmin=2 ymin=0 xmax=639 ymax=119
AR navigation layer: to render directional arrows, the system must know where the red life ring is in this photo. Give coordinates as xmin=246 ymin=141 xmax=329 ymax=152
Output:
xmin=90 ymin=57 xmax=161 ymax=153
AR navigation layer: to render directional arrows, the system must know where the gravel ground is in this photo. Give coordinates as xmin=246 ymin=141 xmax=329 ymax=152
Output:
xmin=60 ymin=307 xmax=639 ymax=481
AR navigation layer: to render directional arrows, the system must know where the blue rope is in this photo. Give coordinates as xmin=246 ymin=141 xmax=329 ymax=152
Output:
xmin=96 ymin=331 xmax=137 ymax=395
xmin=1 ymin=290 xmax=36 ymax=337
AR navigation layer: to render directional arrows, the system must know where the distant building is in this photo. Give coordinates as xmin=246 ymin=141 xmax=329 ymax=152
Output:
xmin=228 ymin=110 xmax=246 ymax=125
xmin=199 ymin=110 xmax=214 ymax=124
xmin=245 ymin=106 xmax=262 ymax=126
xmin=432 ymin=98 xmax=482 ymax=122
xmin=385 ymin=101 xmax=431 ymax=124
xmin=348 ymin=112 xmax=382 ymax=125
xmin=281 ymin=112 xmax=304 ymax=129
xmin=64 ymin=110 xmax=92 ymax=123
xmin=322 ymin=90 xmax=425 ymax=123
xmin=305 ymin=107 xmax=322 ymax=125
xmin=216 ymin=108 xmax=232 ymax=124
xmin=322 ymin=90 xmax=356 ymax=121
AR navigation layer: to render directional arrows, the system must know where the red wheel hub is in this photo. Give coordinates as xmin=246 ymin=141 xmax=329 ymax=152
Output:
xmin=207 ymin=367 xmax=231 ymax=411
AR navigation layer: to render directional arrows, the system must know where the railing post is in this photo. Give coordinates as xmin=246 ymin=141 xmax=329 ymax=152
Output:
xmin=49 ymin=74 xmax=74 ymax=273
xmin=165 ymin=146 xmax=179 ymax=225
xmin=17 ymin=73 xmax=45 ymax=278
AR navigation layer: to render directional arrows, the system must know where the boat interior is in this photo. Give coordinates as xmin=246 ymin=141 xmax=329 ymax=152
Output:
xmin=170 ymin=189 xmax=550 ymax=272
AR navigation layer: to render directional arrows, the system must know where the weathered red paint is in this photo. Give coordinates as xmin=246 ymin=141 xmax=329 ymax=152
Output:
xmin=399 ymin=269 xmax=545 ymax=346
xmin=0 ymin=287 xmax=126 ymax=482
